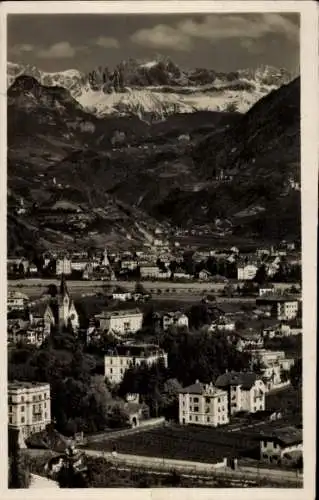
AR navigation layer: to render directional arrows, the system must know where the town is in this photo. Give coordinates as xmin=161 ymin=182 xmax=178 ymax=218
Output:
xmin=8 ymin=240 xmax=303 ymax=488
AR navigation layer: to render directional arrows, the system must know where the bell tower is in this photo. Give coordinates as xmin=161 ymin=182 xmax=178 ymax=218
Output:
xmin=58 ymin=274 xmax=70 ymax=329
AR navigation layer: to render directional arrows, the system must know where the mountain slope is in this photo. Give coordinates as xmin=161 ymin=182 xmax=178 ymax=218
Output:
xmin=7 ymin=60 xmax=293 ymax=120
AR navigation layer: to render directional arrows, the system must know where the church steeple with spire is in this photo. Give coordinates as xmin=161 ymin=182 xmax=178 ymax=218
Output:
xmin=58 ymin=274 xmax=71 ymax=330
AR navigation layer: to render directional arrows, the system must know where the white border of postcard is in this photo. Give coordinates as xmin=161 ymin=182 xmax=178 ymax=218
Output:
xmin=0 ymin=1 xmax=318 ymax=500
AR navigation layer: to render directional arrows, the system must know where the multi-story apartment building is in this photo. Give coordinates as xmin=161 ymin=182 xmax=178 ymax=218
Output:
xmin=7 ymin=291 xmax=29 ymax=312
xmin=215 ymin=371 xmax=266 ymax=415
xmin=179 ymin=381 xmax=229 ymax=427
xmin=256 ymin=297 xmax=300 ymax=320
xmin=96 ymin=309 xmax=143 ymax=335
xmin=56 ymin=256 xmax=72 ymax=276
xmin=104 ymin=343 xmax=168 ymax=384
xmin=8 ymin=382 xmax=51 ymax=446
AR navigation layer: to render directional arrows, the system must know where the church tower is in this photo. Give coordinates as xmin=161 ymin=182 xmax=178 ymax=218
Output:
xmin=58 ymin=273 xmax=70 ymax=329
xmin=101 ymin=248 xmax=110 ymax=267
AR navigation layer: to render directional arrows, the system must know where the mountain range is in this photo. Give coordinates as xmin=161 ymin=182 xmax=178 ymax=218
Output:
xmin=7 ymin=59 xmax=293 ymax=120
xmin=7 ymin=61 xmax=300 ymax=256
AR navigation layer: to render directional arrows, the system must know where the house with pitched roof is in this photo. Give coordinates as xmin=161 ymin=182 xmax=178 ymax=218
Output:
xmin=179 ymin=381 xmax=229 ymax=427
xmin=259 ymin=426 xmax=302 ymax=466
xmin=215 ymin=371 xmax=266 ymax=415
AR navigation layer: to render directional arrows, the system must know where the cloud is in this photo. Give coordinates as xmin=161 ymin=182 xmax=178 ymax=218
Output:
xmin=178 ymin=14 xmax=299 ymax=43
xmin=131 ymin=24 xmax=192 ymax=51
xmin=9 ymin=44 xmax=34 ymax=55
xmin=130 ymin=14 xmax=299 ymax=51
xmin=37 ymin=42 xmax=82 ymax=59
xmin=93 ymin=36 xmax=120 ymax=49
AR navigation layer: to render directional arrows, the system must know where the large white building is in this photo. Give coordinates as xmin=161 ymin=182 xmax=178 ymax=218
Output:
xmin=256 ymin=297 xmax=300 ymax=320
xmin=96 ymin=309 xmax=143 ymax=335
xmin=215 ymin=371 xmax=266 ymax=415
xmin=56 ymin=256 xmax=72 ymax=276
xmin=179 ymin=381 xmax=229 ymax=427
xmin=8 ymin=381 xmax=51 ymax=446
xmin=104 ymin=344 xmax=168 ymax=384
xmin=7 ymin=291 xmax=29 ymax=312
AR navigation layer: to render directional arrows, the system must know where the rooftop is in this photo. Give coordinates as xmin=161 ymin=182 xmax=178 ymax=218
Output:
xmin=259 ymin=426 xmax=302 ymax=446
xmin=8 ymin=381 xmax=50 ymax=391
xmin=179 ymin=381 xmax=225 ymax=396
xmin=106 ymin=344 xmax=165 ymax=358
xmin=215 ymin=371 xmax=260 ymax=390
xmin=98 ymin=308 xmax=142 ymax=318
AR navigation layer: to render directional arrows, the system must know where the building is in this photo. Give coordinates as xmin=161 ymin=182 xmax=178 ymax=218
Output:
xmin=209 ymin=318 xmax=236 ymax=333
xmin=56 ymin=256 xmax=72 ymax=276
xmin=215 ymin=371 xmax=266 ymax=415
xmin=179 ymin=381 xmax=229 ymax=427
xmin=162 ymin=312 xmax=189 ymax=331
xmin=250 ymin=349 xmax=294 ymax=391
xmin=112 ymin=287 xmax=132 ymax=302
xmin=259 ymin=426 xmax=302 ymax=466
xmin=8 ymin=381 xmax=51 ymax=446
xmin=71 ymin=258 xmax=89 ymax=272
xmin=256 ymin=297 xmax=300 ymax=320
xmin=259 ymin=286 xmax=275 ymax=297
xmin=30 ymin=275 xmax=79 ymax=334
xmin=234 ymin=331 xmax=264 ymax=352
xmin=96 ymin=309 xmax=143 ymax=335
xmin=237 ymin=263 xmax=258 ymax=281
xmin=139 ymin=265 xmax=170 ymax=279
xmin=104 ymin=344 xmax=168 ymax=384
xmin=7 ymin=291 xmax=29 ymax=312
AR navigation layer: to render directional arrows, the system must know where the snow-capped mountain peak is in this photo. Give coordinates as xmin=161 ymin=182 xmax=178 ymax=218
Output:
xmin=7 ymin=59 xmax=294 ymax=121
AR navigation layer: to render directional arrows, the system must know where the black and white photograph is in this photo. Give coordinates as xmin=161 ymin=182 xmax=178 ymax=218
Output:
xmin=2 ymin=1 xmax=317 ymax=495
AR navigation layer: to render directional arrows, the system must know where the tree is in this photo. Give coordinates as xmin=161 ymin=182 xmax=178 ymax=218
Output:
xmin=290 ymin=358 xmax=302 ymax=388
xmin=47 ymin=284 xmax=58 ymax=297
xmin=135 ymin=282 xmax=147 ymax=295
xmin=8 ymin=429 xmax=31 ymax=489
xmin=254 ymin=264 xmax=268 ymax=285
xmin=107 ymin=404 xmax=130 ymax=428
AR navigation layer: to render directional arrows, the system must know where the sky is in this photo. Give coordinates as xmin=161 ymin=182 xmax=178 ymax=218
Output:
xmin=7 ymin=13 xmax=300 ymax=74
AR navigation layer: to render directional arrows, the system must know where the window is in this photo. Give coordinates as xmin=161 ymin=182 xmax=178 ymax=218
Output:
xmin=45 ymin=412 xmax=47 ymax=419
xmin=193 ymin=397 xmax=199 ymax=403
xmin=21 ymin=416 xmax=25 ymax=423
xmin=110 ymin=368 xmax=113 ymax=374
xmin=273 ymin=442 xmax=277 ymax=449
xmin=110 ymin=359 xmax=112 ymax=365
xmin=32 ymin=396 xmax=36 ymax=402
xmin=190 ymin=406 xmax=193 ymax=412
xmin=44 ymin=402 xmax=46 ymax=409
xmin=218 ymin=398 xmax=221 ymax=403
xmin=21 ymin=396 xmax=24 ymax=403
xmin=205 ymin=397 xmax=210 ymax=404
xmin=9 ymin=405 xmax=12 ymax=413
xmin=189 ymin=416 xmax=192 ymax=421
xmin=218 ymin=408 xmax=221 ymax=412
xmin=9 ymin=417 xmax=12 ymax=424
xmin=8 ymin=396 xmax=12 ymax=404
xmin=194 ymin=406 xmax=199 ymax=412
xmin=21 ymin=406 xmax=24 ymax=412
xmin=195 ymin=416 xmax=198 ymax=422
xmin=263 ymin=441 xmax=268 ymax=448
